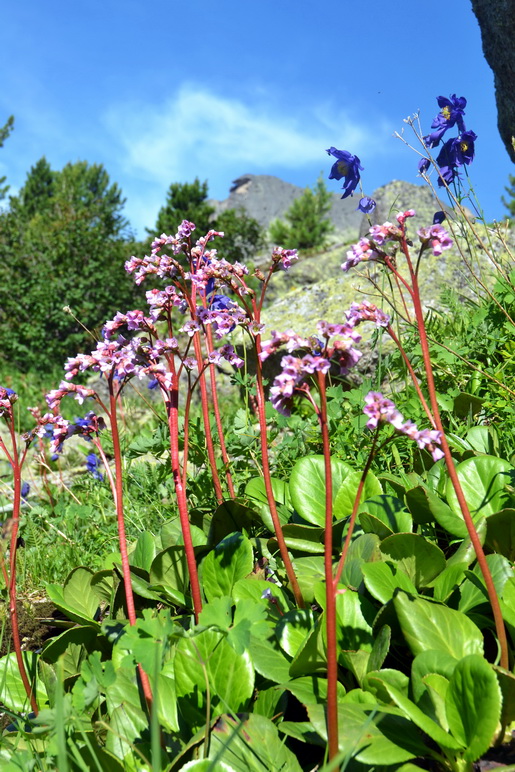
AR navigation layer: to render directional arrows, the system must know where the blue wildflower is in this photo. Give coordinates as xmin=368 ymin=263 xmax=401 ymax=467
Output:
xmin=85 ymin=452 xmax=103 ymax=481
xmin=357 ymin=196 xmax=376 ymax=214
xmin=424 ymin=94 xmax=467 ymax=148
xmin=326 ymin=147 xmax=363 ymax=198
xmin=433 ymin=211 xmax=446 ymax=224
xmin=21 ymin=482 xmax=30 ymax=501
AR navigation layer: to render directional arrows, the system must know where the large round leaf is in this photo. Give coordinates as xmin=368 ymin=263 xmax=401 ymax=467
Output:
xmin=446 ymin=455 xmax=515 ymax=519
xmin=0 ymin=652 xmax=47 ymax=713
xmin=289 ymin=455 xmax=350 ymax=525
xmin=394 ymin=592 xmax=484 ymax=659
xmin=445 ymin=655 xmax=501 ymax=762
xmin=200 ymin=532 xmax=254 ymax=602
xmin=380 ymin=533 xmax=446 ymax=589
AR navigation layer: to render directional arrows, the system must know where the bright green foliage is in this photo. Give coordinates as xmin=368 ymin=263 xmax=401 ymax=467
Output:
xmin=214 ymin=206 xmax=265 ymax=262
xmin=0 ymin=158 xmax=138 ymax=370
xmin=149 ymin=178 xmax=264 ymax=262
xmin=501 ymin=174 xmax=515 ymax=218
xmin=0 ymin=115 xmax=14 ymax=200
xmin=149 ymin=177 xmax=215 ymax=237
xmin=269 ymin=175 xmax=334 ymax=250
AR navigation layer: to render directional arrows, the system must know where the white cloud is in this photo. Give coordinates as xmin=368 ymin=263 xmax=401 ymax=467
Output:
xmin=105 ymin=85 xmax=386 ymax=188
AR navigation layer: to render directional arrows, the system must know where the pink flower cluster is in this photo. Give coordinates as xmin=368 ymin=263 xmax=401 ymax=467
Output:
xmin=266 ymin=320 xmax=365 ymax=415
xmin=417 ymin=224 xmax=453 ymax=256
xmin=0 ymin=387 xmax=17 ymax=417
xmin=271 ymin=246 xmax=299 ymax=271
xmin=270 ymin=354 xmax=331 ymax=415
xmin=363 ymin=391 xmax=444 ymax=461
xmin=346 ymin=301 xmax=391 ymax=328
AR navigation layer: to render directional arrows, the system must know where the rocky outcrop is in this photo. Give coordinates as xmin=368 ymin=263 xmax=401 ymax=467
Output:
xmin=210 ymin=173 xmax=363 ymax=239
xmin=470 ymin=0 xmax=515 ymax=163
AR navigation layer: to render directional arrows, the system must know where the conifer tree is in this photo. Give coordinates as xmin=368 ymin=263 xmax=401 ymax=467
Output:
xmin=0 ymin=115 xmax=14 ymax=200
xmin=269 ymin=176 xmax=334 ymax=250
xmin=149 ymin=178 xmax=215 ymax=237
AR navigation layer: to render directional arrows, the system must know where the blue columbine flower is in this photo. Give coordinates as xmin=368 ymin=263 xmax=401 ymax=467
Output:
xmin=357 ymin=196 xmax=376 ymax=214
xmin=433 ymin=211 xmax=446 ymax=224
xmin=424 ymin=94 xmax=467 ymax=148
xmin=435 ymin=130 xmax=477 ymax=186
xmin=326 ymin=147 xmax=363 ymax=198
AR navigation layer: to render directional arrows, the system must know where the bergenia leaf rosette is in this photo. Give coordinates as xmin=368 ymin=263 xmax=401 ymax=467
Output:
xmin=326 ymin=147 xmax=363 ymax=199
xmin=363 ymin=391 xmax=444 ymax=462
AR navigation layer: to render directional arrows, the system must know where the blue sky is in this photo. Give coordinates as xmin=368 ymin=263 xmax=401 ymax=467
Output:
xmin=1 ymin=0 xmax=512 ymax=238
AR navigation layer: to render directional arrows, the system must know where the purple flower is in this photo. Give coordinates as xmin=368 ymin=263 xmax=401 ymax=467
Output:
xmin=85 ymin=452 xmax=103 ymax=481
xmin=326 ymin=147 xmax=363 ymax=199
xmin=21 ymin=482 xmax=30 ymax=501
xmin=417 ymin=224 xmax=453 ymax=256
xmin=433 ymin=211 xmax=446 ymax=225
xmin=424 ymin=94 xmax=467 ymax=148
xmin=357 ymin=196 xmax=376 ymax=214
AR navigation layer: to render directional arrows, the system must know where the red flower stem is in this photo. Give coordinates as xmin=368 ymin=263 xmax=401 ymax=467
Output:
xmin=386 ymin=326 xmax=436 ymax=428
xmin=6 ymin=420 xmax=38 ymax=715
xmin=253 ymin=335 xmax=304 ymax=608
xmin=334 ymin=431 xmax=379 ymax=588
xmin=205 ymin=324 xmax=235 ymax=498
xmin=316 ymin=372 xmax=339 ymax=764
xmin=192 ymin=331 xmax=224 ymax=505
xmin=163 ymin=371 xmax=203 ymax=622
xmin=181 ymin=382 xmax=193 ymax=490
xmin=107 ymin=384 xmax=153 ymax=706
xmin=401 ymin=240 xmax=509 ymax=670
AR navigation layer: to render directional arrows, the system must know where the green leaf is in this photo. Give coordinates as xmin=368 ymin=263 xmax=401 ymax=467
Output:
xmin=445 ymin=655 xmax=502 ymax=761
xmin=47 ymin=566 xmax=100 ymax=626
xmin=394 ymin=592 xmax=484 ymax=659
xmin=375 ymin=679 xmax=463 ymax=751
xmin=359 ymin=494 xmax=412 ymax=534
xmin=291 ymin=556 xmax=325 ymax=603
xmin=208 ymin=500 xmax=261 ymax=544
xmin=41 ymin=626 xmax=99 ymax=678
xmin=289 ymin=455 xmax=350 ymax=525
xmin=411 ymin=649 xmax=458 ymax=703
xmin=0 ymin=652 xmax=47 ymax=713
xmin=130 ymin=531 xmax=158 ymax=572
xmin=268 ymin=523 xmax=325 ymax=554
xmin=307 ymin=701 xmax=429 ymax=764
xmin=362 ymin=668 xmax=409 ymax=704
xmin=459 ymin=553 xmax=512 ymax=613
xmin=247 ymin=634 xmax=292 ymax=683
xmin=379 ymin=533 xmax=446 ymax=589
xmin=105 ymin=666 xmax=149 ymax=765
xmin=276 ymin=609 xmax=316 ymax=658
xmin=432 ymin=562 xmax=467 ymax=602
xmin=493 ymin=666 xmax=515 ymax=731
xmin=333 ymin=468 xmax=383 ymax=520
xmin=367 ymin=625 xmax=391 ymax=673
xmin=406 ymin=485 xmax=469 ymax=537
xmin=175 ymin=629 xmax=254 ymax=716
xmin=201 ymin=532 xmax=254 ymax=601
xmin=362 ymin=561 xmax=418 ymax=605
xmin=446 ymin=455 xmax=515 ymax=519
xmin=149 ymin=545 xmax=188 ymax=607
xmin=338 ymin=533 xmax=381 ymax=590
xmin=423 ymin=673 xmax=450 ymax=731
xmin=208 ymin=713 xmax=303 ymax=772
xmin=485 ymin=508 xmax=515 ymax=560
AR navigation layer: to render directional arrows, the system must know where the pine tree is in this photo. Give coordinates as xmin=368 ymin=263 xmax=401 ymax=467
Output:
xmin=149 ymin=178 xmax=215 ymax=237
xmin=269 ymin=176 xmax=334 ymax=250
xmin=0 ymin=159 xmax=138 ymax=370
xmin=0 ymin=115 xmax=14 ymax=200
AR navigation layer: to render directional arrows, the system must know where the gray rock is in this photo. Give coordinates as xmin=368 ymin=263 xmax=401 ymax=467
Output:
xmin=210 ymin=173 xmax=362 ymax=239
xmin=470 ymin=0 xmax=515 ymax=163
